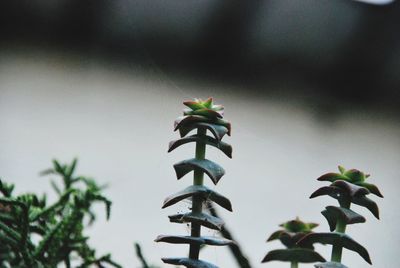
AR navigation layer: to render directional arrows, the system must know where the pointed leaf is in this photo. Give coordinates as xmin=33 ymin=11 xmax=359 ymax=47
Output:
xmin=317 ymin=173 xmax=348 ymax=182
xmin=331 ymin=180 xmax=369 ymax=197
xmin=169 ymin=212 xmax=224 ymax=230
xmin=66 ymin=158 xmax=77 ymax=178
xmin=203 ymin=97 xmax=213 ymax=108
xmin=179 ymin=122 xmax=229 ymax=141
xmin=174 ymin=116 xmax=231 ymax=137
xmin=183 ymin=101 xmax=205 ymax=111
xmin=315 ymin=262 xmax=348 ymax=268
xmin=279 ymin=232 xmax=311 ymax=249
xmin=162 ymin=258 xmax=218 ymax=268
xmin=267 ymin=230 xmax=285 ymax=242
xmin=297 ymin=232 xmax=371 ymax=264
xmin=262 ymin=248 xmax=325 ymax=263
xmin=174 ymin=116 xmax=210 ymax=131
xmin=162 ymin=185 xmax=232 ymax=211
xmin=355 ymin=182 xmax=383 ymax=197
xmin=338 ymin=166 xmax=346 ymax=174
xmin=322 ymin=206 xmax=366 ymax=232
xmin=168 ymin=135 xmax=232 ymax=158
xmin=344 ymin=169 xmax=365 ymax=182
xmin=184 ymin=108 xmax=223 ymax=119
xmin=173 ymin=158 xmax=225 ymax=185
xmin=310 ymin=186 xmax=341 ymax=199
xmin=352 ymin=195 xmax=380 ymax=219
xmin=155 ymin=235 xmax=235 ymax=246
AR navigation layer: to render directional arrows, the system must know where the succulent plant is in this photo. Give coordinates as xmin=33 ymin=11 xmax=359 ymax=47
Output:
xmin=0 ymin=159 xmax=121 ymax=268
xmin=155 ymin=98 xmax=234 ymax=268
xmin=297 ymin=166 xmax=383 ymax=268
xmin=262 ymin=217 xmax=325 ymax=268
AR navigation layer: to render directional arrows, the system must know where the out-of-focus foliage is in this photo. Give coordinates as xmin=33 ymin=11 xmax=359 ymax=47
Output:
xmin=0 ymin=159 xmax=121 ymax=268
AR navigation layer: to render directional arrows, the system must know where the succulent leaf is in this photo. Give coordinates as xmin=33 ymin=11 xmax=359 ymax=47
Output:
xmin=162 ymin=185 xmax=232 ymax=211
xmin=202 ymin=98 xmax=213 ymax=109
xmin=173 ymin=158 xmax=225 ymax=185
xmin=338 ymin=166 xmax=346 ymax=174
xmin=352 ymin=195 xmax=380 ymax=219
xmin=267 ymin=230 xmax=285 ymax=242
xmin=343 ymin=169 xmax=365 ymax=182
xmin=317 ymin=173 xmax=349 ymax=182
xmin=179 ymin=122 xmax=229 ymax=141
xmin=297 ymin=232 xmax=371 ymax=264
xmin=279 ymin=232 xmax=313 ymax=249
xmin=354 ymin=182 xmax=383 ymax=198
xmin=155 ymin=235 xmax=235 ymax=246
xmin=261 ymin=248 xmax=326 ymax=263
xmin=183 ymin=101 xmax=207 ymax=111
xmin=162 ymin=257 xmax=218 ymax=268
xmin=169 ymin=212 xmax=224 ymax=230
xmin=280 ymin=217 xmax=319 ymax=233
xmin=184 ymin=108 xmax=223 ymax=119
xmin=331 ymin=180 xmax=370 ymax=197
xmin=168 ymin=135 xmax=232 ymax=158
xmin=315 ymin=262 xmax=348 ymax=268
xmin=175 ymin=116 xmax=231 ymax=136
xmin=321 ymin=206 xmax=366 ymax=232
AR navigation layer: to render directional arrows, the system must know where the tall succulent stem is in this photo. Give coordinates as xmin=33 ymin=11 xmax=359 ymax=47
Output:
xmin=189 ymin=128 xmax=206 ymax=259
xmin=290 ymin=262 xmax=298 ymax=268
xmin=158 ymin=98 xmax=234 ymax=267
xmin=331 ymin=199 xmax=350 ymax=263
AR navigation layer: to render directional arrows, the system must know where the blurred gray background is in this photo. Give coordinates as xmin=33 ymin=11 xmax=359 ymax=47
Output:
xmin=0 ymin=0 xmax=399 ymax=267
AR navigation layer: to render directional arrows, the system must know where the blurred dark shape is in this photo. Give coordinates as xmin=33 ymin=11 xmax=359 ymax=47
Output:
xmin=0 ymin=0 xmax=399 ymax=112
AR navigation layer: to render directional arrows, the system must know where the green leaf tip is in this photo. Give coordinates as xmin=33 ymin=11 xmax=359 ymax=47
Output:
xmin=183 ymin=98 xmax=225 ymax=120
xmin=279 ymin=217 xmax=319 ymax=233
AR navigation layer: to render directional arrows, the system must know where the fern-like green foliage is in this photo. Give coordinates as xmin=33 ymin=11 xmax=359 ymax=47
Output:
xmin=298 ymin=166 xmax=383 ymax=268
xmin=0 ymin=159 xmax=121 ymax=268
xmin=156 ymin=98 xmax=234 ymax=268
xmin=262 ymin=217 xmax=325 ymax=268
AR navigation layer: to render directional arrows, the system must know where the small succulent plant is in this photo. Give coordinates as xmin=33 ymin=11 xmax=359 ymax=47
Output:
xmin=262 ymin=217 xmax=325 ymax=268
xmin=0 ymin=159 xmax=121 ymax=268
xmin=155 ymin=98 xmax=234 ymax=268
xmin=297 ymin=166 xmax=383 ymax=268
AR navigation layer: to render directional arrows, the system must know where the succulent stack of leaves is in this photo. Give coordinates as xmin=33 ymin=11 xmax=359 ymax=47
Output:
xmin=156 ymin=98 xmax=234 ymax=268
xmin=298 ymin=166 xmax=383 ymax=268
xmin=262 ymin=218 xmax=325 ymax=267
xmin=0 ymin=159 xmax=121 ymax=268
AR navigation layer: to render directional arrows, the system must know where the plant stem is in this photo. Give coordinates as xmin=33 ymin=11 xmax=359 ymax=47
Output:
xmin=189 ymin=128 xmax=206 ymax=260
xmin=134 ymin=243 xmax=150 ymax=268
xmin=331 ymin=199 xmax=350 ymax=263
xmin=291 ymin=261 xmax=299 ymax=268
